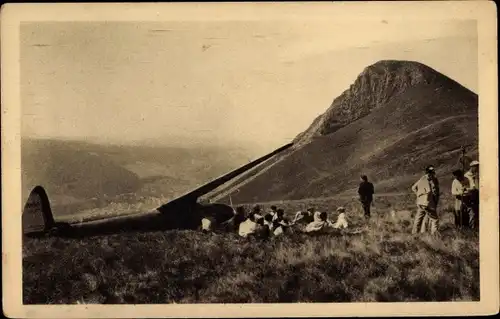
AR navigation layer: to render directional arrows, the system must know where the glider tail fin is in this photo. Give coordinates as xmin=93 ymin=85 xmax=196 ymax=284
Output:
xmin=23 ymin=186 xmax=55 ymax=236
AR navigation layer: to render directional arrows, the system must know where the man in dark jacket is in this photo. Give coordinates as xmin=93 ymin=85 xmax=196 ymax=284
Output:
xmin=358 ymin=175 xmax=375 ymax=219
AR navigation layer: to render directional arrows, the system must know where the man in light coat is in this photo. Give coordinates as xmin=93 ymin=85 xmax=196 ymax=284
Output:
xmin=411 ymin=165 xmax=440 ymax=235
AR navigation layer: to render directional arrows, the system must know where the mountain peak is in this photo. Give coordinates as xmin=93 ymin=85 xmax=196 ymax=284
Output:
xmin=294 ymin=60 xmax=473 ymax=145
xmin=211 ymin=59 xmax=478 ymax=204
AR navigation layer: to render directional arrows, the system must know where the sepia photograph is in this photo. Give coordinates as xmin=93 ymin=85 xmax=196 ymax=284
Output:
xmin=2 ymin=1 xmax=498 ymax=317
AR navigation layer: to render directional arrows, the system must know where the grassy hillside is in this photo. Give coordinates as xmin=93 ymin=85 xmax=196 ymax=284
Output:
xmin=22 ymin=138 xmax=142 ymax=202
xmin=23 ymin=196 xmax=479 ymax=304
xmin=215 ymin=61 xmax=478 ymax=204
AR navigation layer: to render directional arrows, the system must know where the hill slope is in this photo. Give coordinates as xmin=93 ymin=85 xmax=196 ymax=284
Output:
xmin=213 ymin=60 xmax=478 ymax=204
xmin=21 ymin=139 xmax=142 ymax=204
xmin=21 ymin=138 xmax=255 ymax=211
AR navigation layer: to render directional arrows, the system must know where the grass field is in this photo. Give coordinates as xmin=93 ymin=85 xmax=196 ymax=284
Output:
xmin=23 ymin=194 xmax=479 ymax=304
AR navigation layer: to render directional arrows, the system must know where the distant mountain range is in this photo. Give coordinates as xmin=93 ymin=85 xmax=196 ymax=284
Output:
xmin=208 ymin=60 xmax=478 ymax=204
xmin=21 ymin=138 xmax=254 ymax=209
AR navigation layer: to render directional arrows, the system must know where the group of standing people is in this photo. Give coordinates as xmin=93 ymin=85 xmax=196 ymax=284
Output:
xmin=410 ymin=161 xmax=480 ymax=235
xmin=356 ymin=159 xmax=480 ymax=236
xmin=451 ymin=162 xmax=480 ymax=230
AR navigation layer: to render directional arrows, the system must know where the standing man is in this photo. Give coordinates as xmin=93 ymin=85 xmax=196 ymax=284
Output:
xmin=411 ymin=165 xmax=440 ymax=235
xmin=451 ymin=169 xmax=471 ymax=229
xmin=358 ymin=175 xmax=375 ymax=219
xmin=457 ymin=146 xmax=473 ymax=171
xmin=464 ymin=160 xmax=479 ymax=230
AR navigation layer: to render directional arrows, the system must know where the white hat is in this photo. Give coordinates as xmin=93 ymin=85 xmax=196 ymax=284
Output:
xmin=426 ymin=165 xmax=435 ymax=172
xmin=336 ymin=207 xmax=345 ymax=212
xmin=470 ymin=160 xmax=479 ymax=167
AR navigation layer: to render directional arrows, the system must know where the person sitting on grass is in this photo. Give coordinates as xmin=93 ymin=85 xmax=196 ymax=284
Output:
xmin=271 ymin=208 xmax=293 ymax=236
xmin=255 ymin=216 xmax=271 ymax=239
xmin=304 ymin=211 xmax=335 ymax=233
xmin=251 ymin=204 xmax=263 ymax=220
xmin=238 ymin=212 xmax=270 ymax=239
xmin=220 ymin=206 xmax=247 ymax=233
xmin=268 ymin=205 xmax=279 ymax=220
xmin=263 ymin=213 xmax=275 ymax=232
xmin=313 ymin=210 xmax=323 ymax=222
xmin=332 ymin=207 xmax=349 ymax=229
xmin=262 ymin=212 xmax=288 ymax=238
xmin=238 ymin=213 xmax=258 ymax=238
xmin=293 ymin=207 xmax=315 ymax=224
xmin=274 ymin=209 xmax=292 ymax=226
xmin=201 ymin=216 xmax=216 ymax=232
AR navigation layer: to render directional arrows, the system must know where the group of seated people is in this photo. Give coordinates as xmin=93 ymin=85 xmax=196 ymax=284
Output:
xmin=201 ymin=204 xmax=350 ymax=238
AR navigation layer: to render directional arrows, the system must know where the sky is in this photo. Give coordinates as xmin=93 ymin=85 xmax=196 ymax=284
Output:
xmin=21 ymin=19 xmax=477 ymax=155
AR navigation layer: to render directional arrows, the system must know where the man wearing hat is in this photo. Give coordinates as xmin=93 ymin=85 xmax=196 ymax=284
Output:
xmin=465 ymin=161 xmax=479 ymax=190
xmin=464 ymin=160 xmax=480 ymax=229
xmin=411 ymin=165 xmax=440 ymax=235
